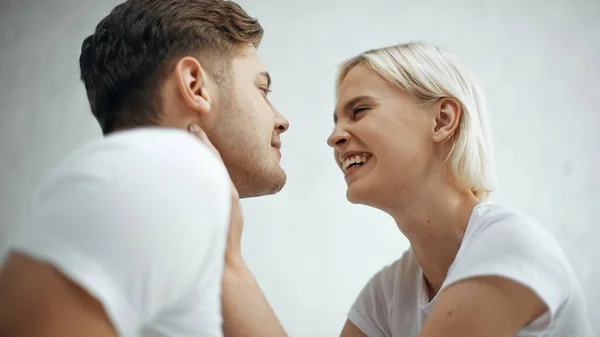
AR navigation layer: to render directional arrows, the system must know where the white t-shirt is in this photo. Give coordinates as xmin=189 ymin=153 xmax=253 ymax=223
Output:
xmin=348 ymin=203 xmax=594 ymax=337
xmin=9 ymin=128 xmax=232 ymax=337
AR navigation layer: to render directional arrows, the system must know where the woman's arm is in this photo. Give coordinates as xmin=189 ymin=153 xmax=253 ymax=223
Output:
xmin=418 ymin=275 xmax=546 ymax=337
xmin=340 ymin=319 xmax=369 ymax=337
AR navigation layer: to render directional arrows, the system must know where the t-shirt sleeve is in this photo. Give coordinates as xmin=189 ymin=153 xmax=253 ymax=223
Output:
xmin=347 ymin=264 xmax=395 ymax=337
xmin=442 ymin=212 xmax=571 ymax=332
xmin=10 ymin=130 xmax=232 ymax=336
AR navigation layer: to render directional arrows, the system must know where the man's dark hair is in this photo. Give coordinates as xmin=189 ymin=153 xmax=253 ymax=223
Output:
xmin=79 ymin=0 xmax=263 ymax=134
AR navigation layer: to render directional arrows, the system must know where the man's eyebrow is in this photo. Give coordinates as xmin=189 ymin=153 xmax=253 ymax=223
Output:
xmin=258 ymin=71 xmax=271 ymax=88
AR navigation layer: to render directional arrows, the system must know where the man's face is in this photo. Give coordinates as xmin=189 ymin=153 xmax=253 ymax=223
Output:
xmin=208 ymin=45 xmax=289 ymax=198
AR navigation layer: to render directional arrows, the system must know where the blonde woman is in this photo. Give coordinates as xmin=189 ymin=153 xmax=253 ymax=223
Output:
xmin=329 ymin=42 xmax=593 ymax=337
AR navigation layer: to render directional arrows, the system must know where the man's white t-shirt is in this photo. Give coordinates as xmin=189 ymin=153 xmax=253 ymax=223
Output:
xmin=348 ymin=203 xmax=594 ymax=337
xmin=8 ymin=128 xmax=232 ymax=336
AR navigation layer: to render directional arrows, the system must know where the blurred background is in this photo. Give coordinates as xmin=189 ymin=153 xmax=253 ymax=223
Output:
xmin=1 ymin=0 xmax=598 ymax=335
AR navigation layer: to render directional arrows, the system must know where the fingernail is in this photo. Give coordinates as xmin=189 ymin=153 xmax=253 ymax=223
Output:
xmin=188 ymin=124 xmax=201 ymax=133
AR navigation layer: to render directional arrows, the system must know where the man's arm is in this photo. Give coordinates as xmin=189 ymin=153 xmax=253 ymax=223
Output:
xmin=418 ymin=275 xmax=547 ymax=337
xmin=0 ymin=253 xmax=116 ymax=337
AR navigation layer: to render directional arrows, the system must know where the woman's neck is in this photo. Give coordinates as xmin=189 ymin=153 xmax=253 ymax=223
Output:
xmin=390 ymin=181 xmax=479 ymax=299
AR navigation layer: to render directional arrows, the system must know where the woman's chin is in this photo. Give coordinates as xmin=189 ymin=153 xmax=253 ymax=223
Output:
xmin=346 ymin=181 xmax=371 ymax=205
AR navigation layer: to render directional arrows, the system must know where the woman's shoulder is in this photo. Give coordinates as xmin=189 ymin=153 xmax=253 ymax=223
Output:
xmin=466 ymin=202 xmax=562 ymax=249
xmin=458 ymin=202 xmax=573 ymax=269
xmin=445 ymin=202 xmax=590 ymax=335
xmin=470 ymin=202 xmax=539 ymax=229
xmin=447 ymin=202 xmax=578 ymax=304
xmin=362 ymin=248 xmax=422 ymax=294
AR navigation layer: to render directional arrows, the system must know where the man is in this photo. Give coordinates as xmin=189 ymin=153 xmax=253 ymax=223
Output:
xmin=0 ymin=0 xmax=288 ymax=336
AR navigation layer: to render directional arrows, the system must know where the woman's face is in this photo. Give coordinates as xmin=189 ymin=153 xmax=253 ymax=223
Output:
xmin=328 ymin=64 xmax=454 ymax=210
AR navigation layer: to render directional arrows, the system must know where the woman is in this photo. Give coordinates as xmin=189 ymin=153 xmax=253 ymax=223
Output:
xmin=328 ymin=42 xmax=593 ymax=337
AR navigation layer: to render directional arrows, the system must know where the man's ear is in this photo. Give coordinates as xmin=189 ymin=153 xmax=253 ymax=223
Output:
xmin=432 ymin=97 xmax=462 ymax=143
xmin=174 ymin=56 xmax=212 ymax=115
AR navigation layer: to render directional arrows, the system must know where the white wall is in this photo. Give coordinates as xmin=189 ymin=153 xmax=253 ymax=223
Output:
xmin=1 ymin=0 xmax=598 ymax=336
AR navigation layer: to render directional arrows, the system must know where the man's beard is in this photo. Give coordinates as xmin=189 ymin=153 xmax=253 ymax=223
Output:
xmin=208 ymin=94 xmax=286 ymax=198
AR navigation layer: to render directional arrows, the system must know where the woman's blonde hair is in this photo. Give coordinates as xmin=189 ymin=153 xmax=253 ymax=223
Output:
xmin=337 ymin=41 xmax=496 ymax=200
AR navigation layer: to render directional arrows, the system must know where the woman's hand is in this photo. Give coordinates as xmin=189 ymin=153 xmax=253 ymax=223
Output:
xmin=188 ymin=124 xmax=245 ymax=266
xmin=188 ymin=124 xmax=286 ymax=337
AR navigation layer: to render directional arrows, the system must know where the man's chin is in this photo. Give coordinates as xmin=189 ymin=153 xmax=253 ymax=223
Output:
xmin=264 ymin=172 xmax=287 ymax=196
xmin=238 ymin=169 xmax=286 ymax=199
xmin=270 ymin=173 xmax=287 ymax=194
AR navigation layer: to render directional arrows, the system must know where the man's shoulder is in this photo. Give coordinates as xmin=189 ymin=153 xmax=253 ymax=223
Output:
xmin=29 ymin=126 xmax=232 ymax=237
xmin=7 ymin=127 xmax=232 ymax=335
xmin=38 ymin=127 xmax=228 ymax=195
xmin=58 ymin=127 xmax=216 ymax=169
xmin=17 ymin=126 xmax=232 ymax=289
xmin=102 ymin=127 xmax=204 ymax=149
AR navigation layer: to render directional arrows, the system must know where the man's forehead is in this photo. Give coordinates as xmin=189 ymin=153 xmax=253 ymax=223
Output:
xmin=234 ymin=44 xmax=262 ymax=63
xmin=232 ymin=45 xmax=268 ymax=71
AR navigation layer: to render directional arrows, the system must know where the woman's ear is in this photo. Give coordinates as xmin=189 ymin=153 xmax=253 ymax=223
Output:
xmin=174 ymin=56 xmax=212 ymax=116
xmin=432 ymin=97 xmax=462 ymax=143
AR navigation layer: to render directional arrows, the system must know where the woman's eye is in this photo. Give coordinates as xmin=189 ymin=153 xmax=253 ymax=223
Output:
xmin=353 ymin=107 xmax=369 ymax=116
xmin=260 ymin=87 xmax=271 ymax=95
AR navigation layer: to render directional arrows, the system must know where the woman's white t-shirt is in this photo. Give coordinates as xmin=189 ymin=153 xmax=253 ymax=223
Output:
xmin=348 ymin=203 xmax=594 ymax=337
